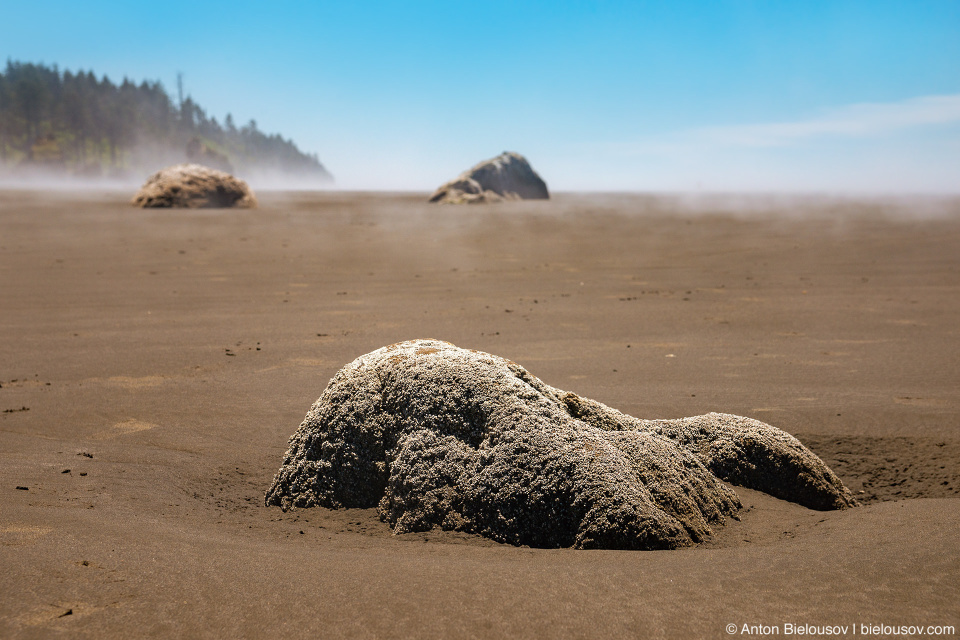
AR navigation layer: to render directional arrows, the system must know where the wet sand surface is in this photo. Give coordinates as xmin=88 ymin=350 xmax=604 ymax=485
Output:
xmin=1 ymin=190 xmax=958 ymax=638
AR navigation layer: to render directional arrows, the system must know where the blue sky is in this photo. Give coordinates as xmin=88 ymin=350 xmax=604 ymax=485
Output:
xmin=4 ymin=1 xmax=959 ymax=192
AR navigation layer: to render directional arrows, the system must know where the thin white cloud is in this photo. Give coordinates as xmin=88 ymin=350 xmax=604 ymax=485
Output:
xmin=604 ymin=93 xmax=960 ymax=156
xmin=699 ymin=93 xmax=960 ymax=147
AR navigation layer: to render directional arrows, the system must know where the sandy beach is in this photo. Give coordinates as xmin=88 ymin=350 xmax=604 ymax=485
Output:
xmin=1 ymin=190 xmax=958 ymax=638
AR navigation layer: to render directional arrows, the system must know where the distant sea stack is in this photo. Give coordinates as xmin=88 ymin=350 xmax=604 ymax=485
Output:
xmin=132 ymin=164 xmax=257 ymax=209
xmin=429 ymin=152 xmax=549 ymax=204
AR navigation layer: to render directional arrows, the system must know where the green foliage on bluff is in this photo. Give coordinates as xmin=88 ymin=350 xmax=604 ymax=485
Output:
xmin=0 ymin=61 xmax=331 ymax=181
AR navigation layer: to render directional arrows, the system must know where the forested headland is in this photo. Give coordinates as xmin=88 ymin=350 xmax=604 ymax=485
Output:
xmin=0 ymin=61 xmax=332 ymax=183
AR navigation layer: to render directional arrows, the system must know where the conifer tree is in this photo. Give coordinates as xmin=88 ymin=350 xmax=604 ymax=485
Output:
xmin=0 ymin=60 xmax=331 ymax=181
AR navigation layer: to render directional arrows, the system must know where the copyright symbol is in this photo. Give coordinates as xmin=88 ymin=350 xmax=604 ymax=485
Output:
xmin=726 ymin=623 xmax=738 ymax=635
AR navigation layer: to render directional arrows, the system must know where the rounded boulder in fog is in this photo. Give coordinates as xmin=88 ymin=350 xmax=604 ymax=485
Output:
xmin=132 ymin=163 xmax=257 ymax=209
xmin=429 ymin=152 xmax=549 ymax=204
xmin=265 ymin=339 xmax=856 ymax=549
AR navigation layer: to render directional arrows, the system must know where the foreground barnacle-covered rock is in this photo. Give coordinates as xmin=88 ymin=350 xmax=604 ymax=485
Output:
xmin=265 ymin=339 xmax=856 ymax=549
xmin=429 ymin=152 xmax=549 ymax=204
xmin=132 ymin=163 xmax=257 ymax=208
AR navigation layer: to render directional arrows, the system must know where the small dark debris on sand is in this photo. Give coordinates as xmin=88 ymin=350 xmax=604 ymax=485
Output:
xmin=799 ymin=434 xmax=960 ymax=502
xmin=266 ymin=339 xmax=855 ymax=550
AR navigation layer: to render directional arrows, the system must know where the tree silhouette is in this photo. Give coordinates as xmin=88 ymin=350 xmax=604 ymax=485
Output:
xmin=0 ymin=60 xmax=331 ymax=181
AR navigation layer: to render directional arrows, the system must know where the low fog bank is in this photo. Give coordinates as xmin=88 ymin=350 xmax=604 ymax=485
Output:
xmin=0 ymin=163 xmax=335 ymax=194
xmin=2 ymin=178 xmax=957 ymax=221
xmin=0 ymin=133 xmax=334 ymax=193
xmin=0 ymin=167 xmax=143 ymax=191
xmin=248 ymin=190 xmax=960 ymax=228
xmin=547 ymin=191 xmax=960 ymax=220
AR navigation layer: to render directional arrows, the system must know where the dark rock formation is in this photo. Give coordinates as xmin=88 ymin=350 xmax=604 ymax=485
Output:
xmin=429 ymin=152 xmax=549 ymax=204
xmin=265 ymin=340 xmax=856 ymax=549
xmin=132 ymin=164 xmax=257 ymax=209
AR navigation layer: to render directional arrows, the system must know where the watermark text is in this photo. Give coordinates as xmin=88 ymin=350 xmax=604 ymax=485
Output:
xmin=726 ymin=622 xmax=955 ymax=636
